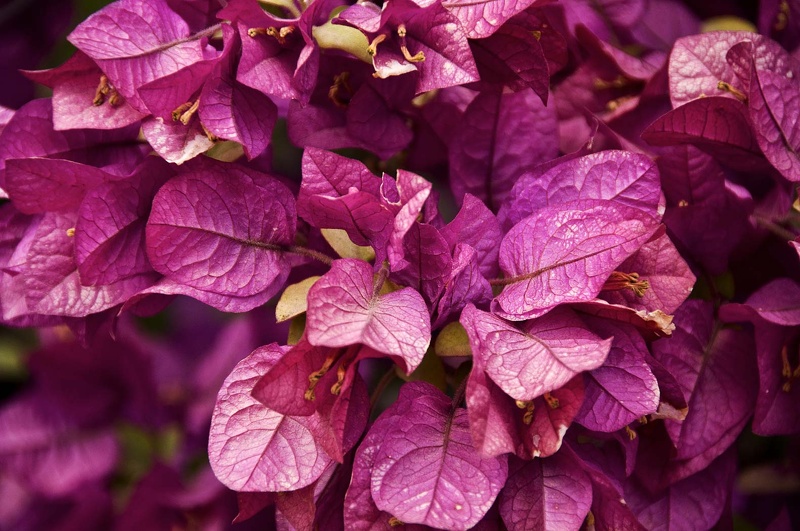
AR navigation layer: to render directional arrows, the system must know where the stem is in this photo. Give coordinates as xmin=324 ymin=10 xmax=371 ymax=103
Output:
xmin=372 ymin=261 xmax=390 ymax=297
xmin=451 ymin=376 xmax=468 ymax=410
xmin=753 ymin=214 xmax=798 ymax=241
xmin=286 ymin=245 xmax=335 ymax=266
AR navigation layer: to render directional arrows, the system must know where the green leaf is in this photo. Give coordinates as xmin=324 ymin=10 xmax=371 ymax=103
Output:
xmin=434 ymin=322 xmax=472 ymax=358
xmin=321 ymin=228 xmax=375 ymax=262
xmin=276 ymin=276 xmax=321 ymax=322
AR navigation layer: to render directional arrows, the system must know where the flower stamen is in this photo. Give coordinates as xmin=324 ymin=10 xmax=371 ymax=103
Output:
xmin=367 ymin=33 xmax=387 ymax=57
xmin=717 ymin=80 xmax=747 ymax=103
xmin=328 ymin=72 xmax=352 ymax=108
xmin=602 ymin=271 xmax=650 ymax=297
xmin=516 ymin=399 xmax=536 ymax=425
xmin=397 ymin=24 xmax=424 ymax=63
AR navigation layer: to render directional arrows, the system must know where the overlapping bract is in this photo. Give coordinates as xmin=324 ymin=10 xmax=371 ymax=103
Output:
xmin=3 ymin=0 xmax=799 ymax=529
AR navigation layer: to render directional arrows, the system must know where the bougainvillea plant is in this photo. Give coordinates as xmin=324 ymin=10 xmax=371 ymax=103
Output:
xmin=1 ymin=0 xmax=799 ymax=528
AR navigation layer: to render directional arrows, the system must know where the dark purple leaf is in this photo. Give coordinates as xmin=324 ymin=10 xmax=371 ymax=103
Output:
xmin=744 ymin=277 xmax=800 ymax=325
xmin=493 ymin=200 xmax=660 ymax=321
xmin=759 ymin=0 xmax=800 ymax=51
xmin=651 ymin=300 xmax=757 ymax=468
xmin=719 ymin=302 xmax=800 ymax=436
xmin=469 ymin=20 xmax=549 ymax=102
xmin=575 ymin=319 xmax=659 ymax=432
xmin=658 ymin=145 xmax=752 ymax=274
xmin=642 ymin=96 xmax=767 ymax=171
xmin=449 ymin=88 xmax=557 ymax=210
xmin=625 ymin=449 xmax=736 ymax=530
xmin=0 ymin=393 xmax=118 ymax=496
xmin=441 ymin=194 xmax=502 ymax=278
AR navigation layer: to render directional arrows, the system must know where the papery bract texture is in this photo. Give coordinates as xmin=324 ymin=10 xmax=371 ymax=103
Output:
xmin=747 ymin=56 xmax=800 ymax=181
xmin=67 ymin=0 xmax=210 ymax=112
xmin=444 ymin=0 xmax=536 ymax=39
xmin=3 ymin=211 xmax=156 ymax=321
xmin=461 ymin=304 xmax=611 ymax=401
xmin=0 ymin=99 xmax=144 ymax=193
xmin=5 ymin=158 xmax=115 ymax=215
xmin=367 ymin=382 xmax=508 ymax=530
xmin=493 ymin=200 xmax=660 ymax=321
xmin=449 ymin=88 xmax=557 ymax=210
xmin=466 ymin=365 xmax=585 ymax=459
xmin=625 ymin=449 xmax=736 ymax=530
xmin=208 ymin=344 xmax=333 ymax=492
xmin=668 ymin=31 xmax=756 ymax=107
xmin=305 ymin=259 xmax=431 ymax=373
xmin=146 ymin=164 xmax=296 ymax=303
xmin=76 ymin=158 xmax=172 ymax=285
xmin=575 ymin=319 xmax=659 ymax=432
xmin=24 ymin=52 xmax=146 ymax=131
xmin=651 ymin=300 xmax=757 ymax=474
xmin=600 ymin=231 xmax=695 ymax=315
xmin=499 ymin=150 xmax=664 ymax=229
xmin=498 ymin=452 xmax=592 ymax=531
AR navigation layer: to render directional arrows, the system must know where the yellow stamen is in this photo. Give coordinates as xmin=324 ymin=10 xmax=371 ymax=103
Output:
xmin=328 ymin=72 xmax=352 ymax=108
xmin=93 ymin=75 xmax=110 ymax=106
xmin=603 ymin=271 xmax=650 ymax=297
xmin=397 ymin=24 xmax=424 ymax=63
xmin=330 ymin=364 xmax=347 ymax=396
xmin=717 ymin=80 xmax=747 ymax=102
xmin=367 ymin=33 xmax=387 ymax=57
xmin=304 ymin=352 xmax=338 ymax=401
xmin=179 ymin=99 xmax=200 ymax=125
xmin=625 ymin=426 xmax=637 ymax=440
xmin=544 ymin=392 xmax=560 ymax=409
